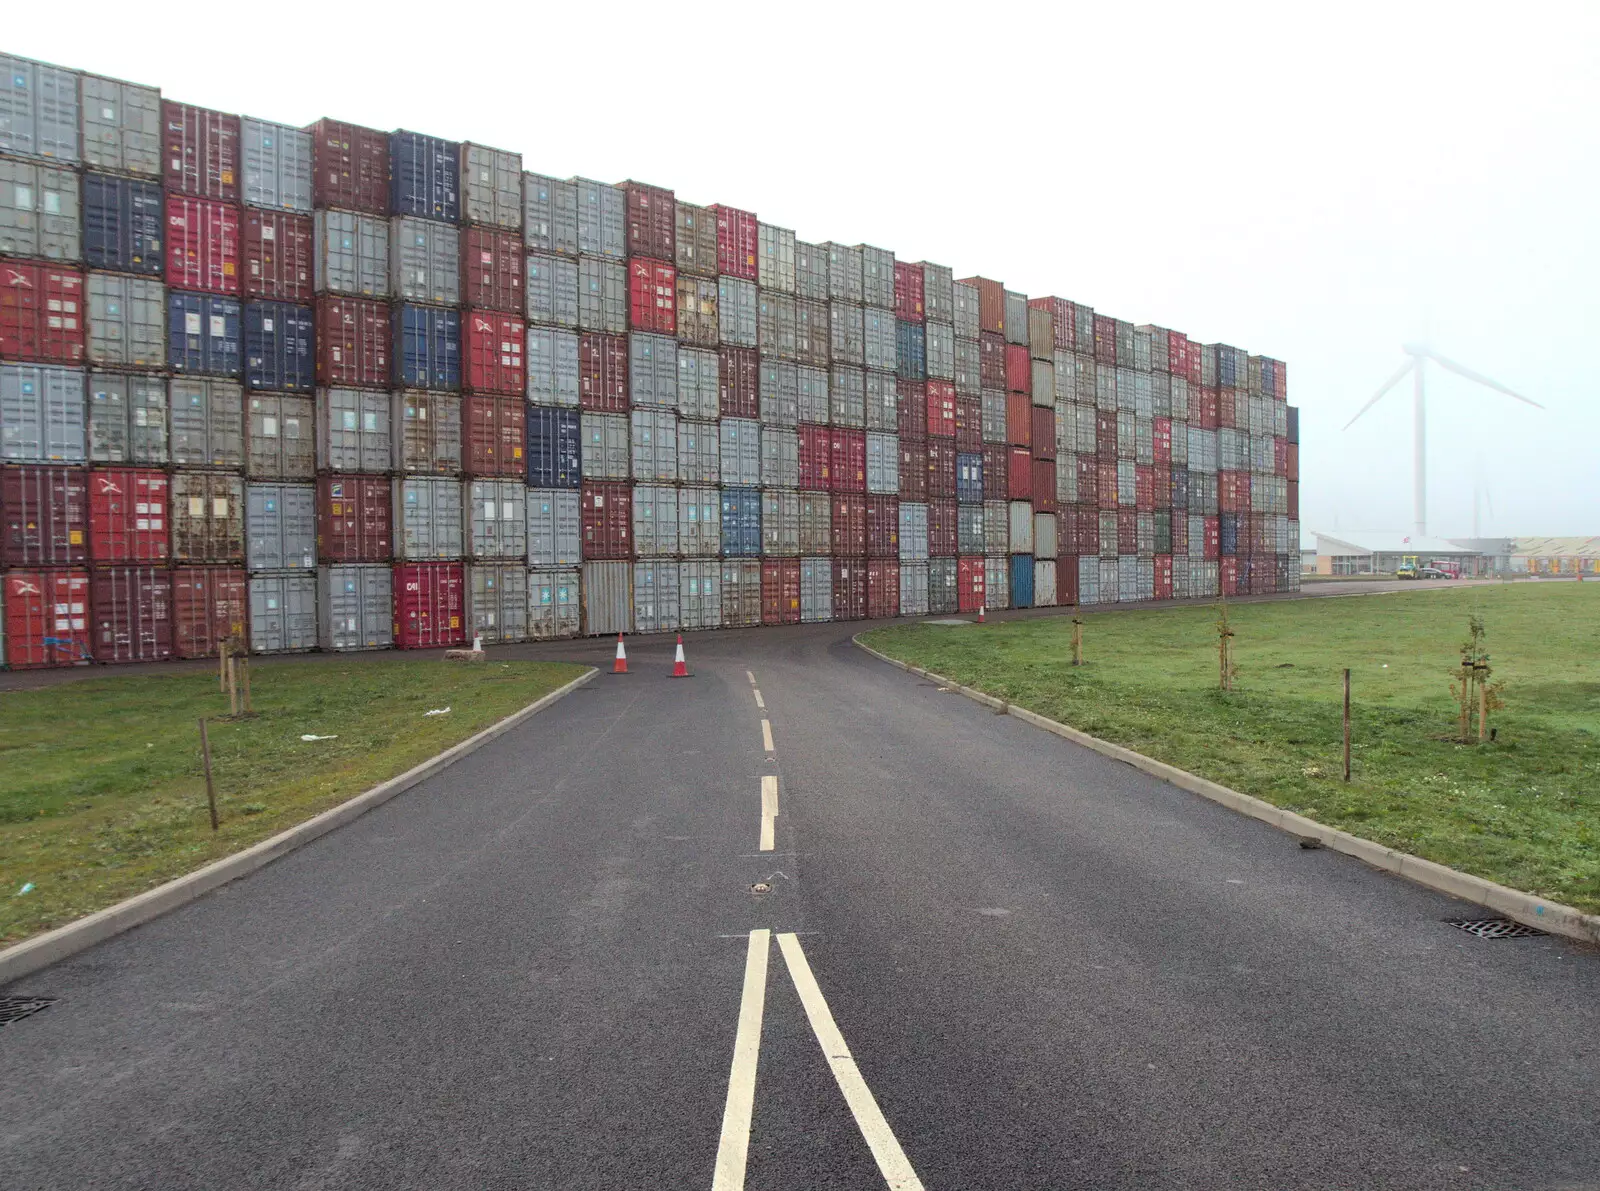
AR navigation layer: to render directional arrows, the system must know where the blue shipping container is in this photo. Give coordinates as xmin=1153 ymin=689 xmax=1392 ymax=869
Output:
xmin=1170 ymin=465 xmax=1189 ymax=510
xmin=83 ymin=173 xmax=163 ymax=276
xmin=526 ymin=407 xmax=580 ymax=488
xmin=168 ymin=291 xmax=242 ymax=376
xmin=1219 ymin=513 xmax=1239 ymax=556
xmin=720 ymin=487 xmax=762 ymax=556
xmin=244 ymin=301 xmax=315 ymax=392
xmin=896 ymin=320 xmax=926 ymax=382
xmin=390 ymin=130 xmax=460 ymax=223
xmin=1217 ymin=347 xmax=1237 ymax=387
xmin=393 ymin=304 xmax=460 ymax=390
xmin=1010 ymin=554 xmax=1035 ymax=608
xmin=956 ymin=452 xmax=984 ymax=504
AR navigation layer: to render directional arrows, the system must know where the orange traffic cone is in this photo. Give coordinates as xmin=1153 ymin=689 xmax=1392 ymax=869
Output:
xmin=612 ymin=633 xmax=628 ymax=674
xmin=978 ymin=604 xmax=986 ymax=624
xmin=671 ymin=634 xmax=690 ymax=678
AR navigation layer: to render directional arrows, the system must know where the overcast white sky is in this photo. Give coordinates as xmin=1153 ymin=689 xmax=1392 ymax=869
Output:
xmin=13 ymin=2 xmax=1597 ymax=538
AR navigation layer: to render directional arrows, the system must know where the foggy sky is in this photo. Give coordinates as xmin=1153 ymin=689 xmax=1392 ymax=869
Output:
xmin=12 ymin=1 xmax=1596 ymax=538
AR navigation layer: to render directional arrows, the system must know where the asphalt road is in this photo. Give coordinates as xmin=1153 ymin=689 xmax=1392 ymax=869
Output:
xmin=4 ymin=608 xmax=1598 ymax=1188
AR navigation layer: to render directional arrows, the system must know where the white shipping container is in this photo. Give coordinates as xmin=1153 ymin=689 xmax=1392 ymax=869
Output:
xmin=581 ymin=412 xmax=629 ymax=480
xmin=1030 ymin=359 xmax=1054 ymax=409
xmin=925 ymin=322 xmax=955 ymax=381
xmin=758 ymin=291 xmax=797 ymax=360
xmin=830 ymin=365 xmax=865 ymax=428
xmin=899 ymin=562 xmax=929 ymax=616
xmin=468 ymin=562 xmax=529 ymax=643
xmin=1100 ymin=558 xmax=1120 ymax=603
xmin=1034 ymin=559 xmax=1057 ymax=607
xmin=678 ymin=347 xmax=720 ymax=420
xmin=633 ymin=561 xmax=680 ymax=634
xmin=718 ymin=276 xmax=758 ymax=347
xmin=720 ymin=559 xmax=761 ymax=628
xmin=318 ymin=564 xmax=392 ymax=651
xmin=680 ymin=559 xmax=722 ymax=630
xmin=578 ymin=256 xmax=626 ymax=333
xmin=761 ymin=426 xmax=799 ymax=488
xmin=677 ymin=419 xmax=719 ymax=484
xmin=800 ymin=556 xmax=833 ymax=622
xmin=1008 ymin=501 xmax=1035 ymax=554
xmin=581 ymin=560 xmax=632 ymax=635
xmin=759 ymin=359 xmax=799 ymax=426
xmin=526 ymin=253 xmax=579 ymax=328
xmin=983 ymin=499 xmax=1009 ymax=555
xmin=629 ymin=333 xmax=678 ymax=408
xmin=316 ymin=387 xmax=390 ymax=473
xmin=1078 ymin=556 xmax=1101 ymax=605
xmin=394 ymin=477 xmax=465 ymax=560
xmin=527 ymin=326 xmax=580 ymax=405
xmin=862 ymin=307 xmax=895 ymax=372
xmin=865 ymin=432 xmax=899 ymax=495
xmin=921 ymin=263 xmax=954 ymax=324
xmin=761 ymin=489 xmax=799 ymax=556
xmin=1034 ymin=511 xmax=1058 ymax=559
xmin=797 ymin=365 xmax=829 ymax=423
xmin=955 ymin=337 xmax=981 ymax=397
xmin=633 ymin=485 xmax=680 ymax=556
xmin=678 ymin=486 xmax=720 ymax=556
xmin=468 ymin=479 xmax=527 ymax=560
xmin=630 ymin=408 xmax=677 ymax=482
xmin=758 ymin=223 xmax=796 ymax=294
xmin=864 ymin=370 xmax=897 ymax=432
xmin=527 ymin=488 xmax=581 ymax=566
xmin=719 ymin=418 xmax=760 ymax=485
xmin=985 ymin=556 xmax=1009 ymax=611
xmin=528 ymin=567 xmax=579 ymax=638
xmin=928 ymin=557 xmax=957 ymax=614
xmin=898 ymin=501 xmax=929 ymax=562
xmin=829 ymin=301 xmax=864 ymax=367
xmin=956 ymin=504 xmax=984 ymax=555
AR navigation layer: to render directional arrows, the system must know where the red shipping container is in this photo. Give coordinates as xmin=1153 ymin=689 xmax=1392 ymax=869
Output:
xmin=956 ymin=276 xmax=1005 ymax=334
xmin=833 ymin=558 xmax=867 ymax=621
xmin=3 ymin=569 xmax=90 ymax=667
xmin=1072 ymin=503 xmax=1098 ymax=554
xmin=393 ymin=561 xmax=466 ymax=649
xmin=1170 ymin=511 xmax=1189 ymax=555
xmin=1008 ymin=447 xmax=1032 ymax=501
xmin=1288 ymin=481 xmax=1299 ymax=521
xmin=90 ymin=566 xmax=172 ymax=663
xmin=1076 ymin=458 xmax=1099 ymax=508
xmin=1093 ymin=314 xmax=1117 ymax=364
xmin=1097 ymin=462 xmax=1117 ymax=510
xmin=1152 ymin=466 xmax=1171 ymax=510
xmin=896 ymin=379 xmax=927 ymax=438
xmin=1204 ymin=516 xmax=1220 ymax=561
xmin=1059 ymin=554 xmax=1080 ymax=606
xmin=954 ymin=397 xmax=981 ymax=452
xmin=978 ymin=332 xmax=1006 ymax=388
xmin=317 ymin=474 xmax=391 ymax=562
xmin=463 ymin=395 xmax=526 ymax=477
xmin=866 ymin=559 xmax=900 ymax=618
xmin=165 ymin=197 xmax=240 ymax=295
xmin=1219 ymin=471 xmax=1250 ymax=514
xmin=957 ymin=556 xmax=986 ymax=612
xmin=1031 ymin=407 xmax=1055 ymax=460
xmin=709 ymin=204 xmax=758 ymax=280
xmin=242 ymin=209 xmax=313 ymax=301
xmin=89 ymin=468 xmax=169 ymax=562
xmin=1135 ymin=464 xmax=1155 ymax=511
xmin=898 ymin=435 xmax=927 ymax=501
xmin=171 ymin=565 xmax=246 ymax=658
xmin=1005 ymin=343 xmax=1031 ymax=395
xmin=927 ymin=499 xmax=957 ymax=557
xmin=1200 ymin=387 xmax=1220 ymax=430
xmin=1220 ymin=556 xmax=1238 ymax=596
xmin=831 ymin=428 xmax=866 ymax=493
xmin=579 ymin=333 xmax=629 ymax=411
xmin=927 ymin=437 xmax=957 ymax=499
xmin=894 ymin=261 xmax=924 ymax=322
xmin=462 ymin=227 xmax=524 ymax=313
xmin=1028 ymin=296 xmax=1073 ymax=352
xmin=1218 ymin=388 xmax=1240 ymax=430
xmin=1095 ymin=410 xmax=1117 ymax=462
xmin=719 ymin=346 xmax=758 ymax=418
xmin=1167 ymin=331 xmax=1188 ymax=378
xmin=2 ymin=465 xmax=87 ymax=565
xmin=761 ymin=558 xmax=801 ymax=625
xmin=831 ymin=493 xmax=866 ymax=555
xmin=1 ymin=262 xmax=84 ymax=363
xmin=315 ymin=295 xmax=389 ymax=388
xmin=1117 ymin=509 xmax=1137 ymax=554
xmin=981 ymin=443 xmax=1009 ymax=498
xmin=1153 ymin=417 xmax=1172 ymax=465
xmin=308 ymin=118 xmax=390 ymax=214
xmin=161 ymin=101 xmax=240 ymax=201
xmin=628 ymin=257 xmax=677 ymax=335
xmin=621 ymin=181 xmax=675 ymax=261
xmin=798 ymin=423 xmax=832 ymax=489
xmin=580 ymin=481 xmax=632 ymax=559
xmin=926 ymin=379 xmax=956 ymax=438
xmin=1276 ymin=437 xmax=1290 ymax=477
xmin=464 ymin=310 xmax=525 ymax=395
xmin=1006 ymin=391 xmax=1033 ymax=448
xmin=865 ymin=494 xmax=898 ymax=558
xmin=1186 ymin=381 xmax=1205 ymax=424
xmin=1033 ymin=459 xmax=1057 ymax=512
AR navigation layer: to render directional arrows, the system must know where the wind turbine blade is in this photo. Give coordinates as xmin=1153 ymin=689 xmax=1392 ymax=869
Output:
xmin=1421 ymin=350 xmax=1544 ymax=409
xmin=1343 ymin=361 xmax=1414 ymax=430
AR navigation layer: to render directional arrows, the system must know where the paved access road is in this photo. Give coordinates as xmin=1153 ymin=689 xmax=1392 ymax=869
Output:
xmin=4 ymin=618 xmax=1598 ymax=1189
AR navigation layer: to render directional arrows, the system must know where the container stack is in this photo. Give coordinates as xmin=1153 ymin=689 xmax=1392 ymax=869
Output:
xmin=1 ymin=48 xmax=1300 ymax=668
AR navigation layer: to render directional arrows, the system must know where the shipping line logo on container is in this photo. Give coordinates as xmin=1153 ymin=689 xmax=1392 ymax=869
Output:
xmin=5 ymin=267 xmax=34 ymax=288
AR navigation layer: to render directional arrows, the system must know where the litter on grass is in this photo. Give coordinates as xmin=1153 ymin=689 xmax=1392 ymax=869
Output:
xmin=423 ymin=707 xmax=451 ymax=717
xmin=300 ymin=734 xmax=339 ymax=742
xmin=15 ymin=883 xmax=35 ymax=896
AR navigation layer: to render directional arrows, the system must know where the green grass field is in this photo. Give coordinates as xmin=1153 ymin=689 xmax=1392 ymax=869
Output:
xmin=862 ymin=583 xmax=1600 ymax=913
xmin=0 ymin=658 xmax=586 ymax=946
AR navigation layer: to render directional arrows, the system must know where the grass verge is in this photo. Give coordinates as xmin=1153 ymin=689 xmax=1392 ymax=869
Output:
xmin=862 ymin=582 xmax=1599 ymax=913
xmin=1 ymin=658 xmax=586 ymax=946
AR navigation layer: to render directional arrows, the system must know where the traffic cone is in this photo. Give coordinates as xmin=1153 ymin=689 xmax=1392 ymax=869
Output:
xmin=671 ymin=634 xmax=690 ymax=678
xmin=612 ymin=633 xmax=628 ymax=674
xmin=977 ymin=604 xmax=986 ymax=624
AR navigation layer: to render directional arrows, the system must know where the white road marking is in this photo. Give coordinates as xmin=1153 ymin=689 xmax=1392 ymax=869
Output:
xmin=711 ymin=929 xmax=771 ymax=1191
xmin=761 ymin=719 xmax=774 ymax=753
xmin=753 ymin=689 xmax=765 ymax=709
xmin=760 ymin=775 xmax=778 ymax=851
xmin=776 ymin=933 xmax=926 ymax=1191
xmin=746 ymin=670 xmax=756 ymax=685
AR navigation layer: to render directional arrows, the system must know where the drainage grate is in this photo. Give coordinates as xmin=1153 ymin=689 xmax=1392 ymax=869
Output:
xmin=0 ymin=995 xmax=58 ymax=1027
xmin=1446 ymin=918 xmax=1548 ymax=940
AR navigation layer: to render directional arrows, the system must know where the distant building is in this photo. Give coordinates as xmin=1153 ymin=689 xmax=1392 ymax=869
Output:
xmin=1313 ymin=532 xmax=1485 ymax=576
xmin=1300 ymin=526 xmax=1318 ymax=574
xmin=1508 ymin=537 xmax=1599 ymax=576
xmin=1448 ymin=538 xmax=1516 ymax=575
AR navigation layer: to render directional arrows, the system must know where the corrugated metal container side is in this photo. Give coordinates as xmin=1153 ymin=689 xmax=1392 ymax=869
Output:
xmin=720 ymin=486 xmax=761 ymax=556
xmin=629 ymin=257 xmax=676 ymax=335
xmin=797 ymin=364 xmax=829 ymax=424
xmin=461 ymin=143 xmax=521 ymax=230
xmin=314 ymin=295 xmax=389 ymax=388
xmin=898 ymin=501 xmax=929 ymax=562
xmin=306 ymin=118 xmax=388 ymax=214
xmin=675 ymin=419 xmax=717 ymax=485
xmin=761 ymin=557 xmax=801 ymax=624
xmin=392 ymin=390 xmax=461 ymax=474
xmin=1003 ymin=289 xmax=1029 ymax=347
xmin=580 ymin=411 xmax=628 ymax=479
xmin=1033 ymin=558 xmax=1057 ymax=607
xmin=896 ymin=379 xmax=926 ymax=439
xmin=527 ymin=487 xmax=581 ymax=566
xmin=0 ymin=55 xmax=80 ymax=163
xmin=675 ymin=274 xmax=717 ymax=347
xmin=581 ymin=480 xmax=631 ymax=558
xmin=463 ymin=310 xmax=525 ymax=396
xmin=794 ymin=241 xmax=829 ymax=303
xmin=246 ymin=392 xmax=314 ymax=479
xmin=619 ymin=181 xmax=674 ymax=262
xmin=316 ymin=474 xmax=391 ymax=563
xmin=1034 ymin=511 xmax=1058 ymax=559
xmin=3 ymin=262 xmax=85 ymax=364
xmin=168 ymin=376 xmax=242 ymax=467
xmin=578 ymin=331 xmax=628 ymax=412
xmin=574 ymin=178 xmax=625 ymax=260
xmin=162 ymin=101 xmax=239 ymax=202
xmin=956 ymin=556 xmax=985 ymax=613
xmin=165 ymin=197 xmax=239 ymax=294
xmin=758 ymin=358 xmax=797 ymax=427
xmin=895 ymin=320 xmax=924 ymax=381
xmin=3 ymin=569 xmax=89 ymax=667
xmin=831 ymin=426 xmax=866 ymax=492
xmin=172 ymin=565 xmax=247 ymax=657
xmin=1 ymin=464 xmax=86 ymax=565
xmin=866 ymin=558 xmax=899 ymax=619
xmin=859 ymin=245 xmax=894 ymax=310
xmin=899 ymin=560 xmax=928 ymax=615
xmin=391 ymin=216 xmax=461 ymax=305
xmin=830 ymin=365 xmax=865 ymax=428
xmin=525 ymin=173 xmax=579 ymax=257
xmin=170 ymin=470 xmax=243 ymax=562
xmin=528 ymin=566 xmax=580 ymax=639
xmin=927 ymin=497 xmax=957 ymax=557
xmin=982 ymin=555 xmax=1008 ymax=609
xmin=389 ymin=130 xmax=459 ymax=222
xmin=630 ymin=407 xmax=677 ymax=482
xmin=317 ymin=563 xmax=391 ymax=650
xmin=758 ymin=222 xmax=796 ymax=293
xmin=673 ymin=200 xmax=717 ymax=277
xmin=710 ymin=204 xmax=757 ymax=280
xmin=955 ymin=451 xmax=983 ymax=505
xmin=1007 ymin=498 xmax=1036 ymax=554
xmin=758 ymin=290 xmax=797 ymax=361
xmin=822 ymin=242 xmax=863 ymax=304
xmin=394 ymin=476 xmax=464 ymax=560
xmin=927 ymin=556 xmax=956 ymax=614
xmin=578 ymin=255 xmax=627 ymax=333
xmin=3 ymin=362 xmax=88 ymax=461
xmin=392 ymin=561 xmax=466 ymax=649
xmin=463 ymin=394 xmax=525 ymax=477
xmin=527 ymin=326 xmax=580 ymax=406
xmin=628 ymin=332 xmax=677 ymax=408
xmin=761 ymin=489 xmax=799 ymax=556
xmin=166 ymin=290 xmax=240 ymax=375
xmin=864 ymin=493 xmax=899 ymax=558
xmin=632 ymin=484 xmax=679 ymax=556
xmin=241 ymin=208 xmax=313 ymax=301
xmin=797 ymin=490 xmax=830 ymax=555
xmin=245 ymin=482 xmax=316 ymax=570
xmin=717 ymin=559 xmax=758 ymax=629
xmin=864 ymin=371 xmax=896 ymax=433
xmin=718 ymin=275 xmax=757 ymax=347
xmin=865 ymin=430 xmax=899 ymax=495
xmin=467 ymin=478 xmax=527 ymax=560
xmin=462 ymin=226 xmax=522 ymax=312
xmin=315 ymin=386 xmax=390 ymax=473
xmin=85 ymin=273 xmax=165 ymax=368
xmin=242 ymin=119 xmax=312 ymax=212
xmin=82 ymin=173 xmax=163 ymax=275
xmin=894 ymin=260 xmax=924 ymax=321
xmin=800 ymin=556 xmax=833 ymax=622
xmin=925 ymin=321 xmax=954 ymax=381
xmin=392 ymin=303 xmax=461 ymax=390
xmin=863 ymin=308 xmax=895 ymax=372
xmin=830 ymin=301 xmax=864 ymax=367
xmin=761 ymin=425 xmax=799 ymax=488
xmin=1 ymin=158 xmax=82 ymax=261
xmin=90 ymin=565 xmax=172 ymax=662
xmin=920 ymin=263 xmax=953 ymax=324
xmin=632 ymin=561 xmax=679 ymax=634
xmin=1010 ymin=553 xmax=1034 ymax=608
xmin=1027 ymin=305 xmax=1056 ymax=360
xmin=243 ymin=300 xmax=314 ymax=391
xmin=927 ymin=437 xmax=957 ymax=500
xmin=313 ymin=208 xmax=389 ymax=297
xmin=581 ymin=559 xmax=632 ymax=635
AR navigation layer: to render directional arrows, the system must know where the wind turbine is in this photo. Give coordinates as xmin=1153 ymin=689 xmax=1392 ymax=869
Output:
xmin=1345 ymin=344 xmax=1542 ymax=538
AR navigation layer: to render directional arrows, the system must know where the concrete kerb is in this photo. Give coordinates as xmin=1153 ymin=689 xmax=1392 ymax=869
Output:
xmin=853 ymin=636 xmax=1600 ymax=948
xmin=0 ymin=667 xmax=599 ymax=988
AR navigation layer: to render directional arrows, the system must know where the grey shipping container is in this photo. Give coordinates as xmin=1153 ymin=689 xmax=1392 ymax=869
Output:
xmin=953 ymin=281 xmax=979 ymax=340
xmin=246 ymin=482 xmax=316 ymax=570
xmin=831 ymin=365 xmax=865 ymax=428
xmin=315 ymin=387 xmax=390 ymax=472
xmin=1078 ymin=556 xmax=1101 ymax=605
xmin=718 ymin=276 xmax=757 ymax=347
xmin=0 ymin=55 xmax=80 ymax=163
xmin=1034 ymin=511 xmax=1058 ymax=559
xmin=800 ymin=556 xmax=833 ymax=622
xmin=954 ymin=337 xmax=981 ymax=397
xmin=242 ymin=118 xmax=312 ymax=212
xmin=169 ymin=377 xmax=243 ymax=469
xmin=89 ymin=371 xmax=167 ymax=463
xmin=983 ymin=499 xmax=1009 ymax=554
xmin=860 ymin=245 xmax=894 ymax=309
xmin=171 ymin=471 xmax=244 ymax=561
xmin=986 ymin=557 xmax=1009 ymax=610
xmin=761 ymin=426 xmax=799 ymax=488
xmin=677 ymin=419 xmax=719 ymax=484
xmin=1004 ymin=290 xmax=1028 ymax=346
xmin=678 ymin=486 xmax=720 ymax=556
xmin=1031 ymin=359 xmax=1055 ymax=408
xmin=392 ymin=391 xmax=462 ymax=474
xmin=525 ymin=252 xmax=579 ymax=328
xmin=468 ymin=478 xmax=527 ymax=560
xmin=795 ymin=240 xmax=828 ymax=303
xmin=899 ymin=562 xmax=929 ymax=616
xmin=981 ymin=390 xmax=1007 ymax=443
xmin=863 ymin=307 xmax=895 ymax=372
xmin=866 ymin=432 xmax=898 ymax=494
xmin=925 ymin=322 xmax=955 ymax=381
xmin=0 ymin=158 xmax=81 ymax=260
xmin=865 ymin=370 xmax=896 ymax=432
xmin=394 ymin=476 xmax=465 ymax=560
xmin=246 ymin=392 xmax=313 ymax=479
xmin=798 ymin=491 xmax=831 ymax=554
xmin=468 ymin=562 xmax=528 ymax=643
xmin=462 ymin=144 xmax=522 ymax=230
xmin=928 ymin=557 xmax=957 ymax=614
xmin=629 ymin=333 xmax=678 ymax=407
xmin=830 ymin=301 xmax=864 ymax=367
xmin=86 ymin=273 xmax=165 ymax=368
xmin=760 ymin=359 xmax=798 ymax=426
xmin=581 ymin=411 xmax=629 ymax=480
xmin=922 ymin=264 xmax=954 ymax=324
xmin=81 ymin=74 xmax=160 ymax=178
xmin=527 ymin=326 xmax=580 ymax=405
xmin=758 ymin=223 xmax=796 ymax=293
xmin=676 ymin=274 xmax=718 ymax=346
xmin=761 ymin=489 xmax=799 ymax=556
xmin=523 ymin=173 xmax=578 ymax=256
xmin=630 ymin=408 xmax=678 ymax=481
xmin=582 ymin=560 xmax=632 ymax=635
xmin=795 ymin=298 xmax=829 ymax=367
xmin=249 ymin=571 xmax=316 ymax=653
xmin=529 ymin=567 xmax=580 ymax=639
xmin=824 ymin=243 xmax=863 ymax=304
xmin=720 ymin=559 xmax=761 ymax=628
xmin=674 ymin=201 xmax=717 ymax=277
xmin=633 ymin=561 xmax=680 ymax=634
xmin=315 ymin=209 xmax=390 ymax=297
xmin=797 ymin=365 xmax=829 ymax=424
xmin=578 ymin=256 xmax=626 ymax=333
xmin=899 ymin=502 xmax=929 ymax=562
xmin=390 ymin=217 xmax=460 ymax=306
xmin=719 ymin=418 xmax=760 ymax=485
xmin=678 ymin=347 xmax=720 ymax=420
xmin=758 ymin=291 xmax=797 ymax=360
xmin=680 ymin=559 xmax=721 ymax=630
xmin=2 ymin=363 xmax=86 ymax=462
xmin=317 ymin=564 xmax=392 ymax=651
xmin=957 ymin=504 xmax=985 ymax=554
xmin=527 ymin=488 xmax=581 ymax=566
xmin=573 ymin=178 xmax=625 ymax=260
xmin=633 ymin=485 xmax=680 ymax=556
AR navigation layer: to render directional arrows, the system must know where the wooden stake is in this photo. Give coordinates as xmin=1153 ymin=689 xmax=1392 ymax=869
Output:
xmin=218 ymin=637 xmax=228 ymax=691
xmin=199 ymin=718 xmax=219 ymax=832
xmin=1071 ymin=617 xmax=1083 ymax=666
xmin=1342 ymin=668 xmax=1351 ymax=782
xmin=241 ymin=653 xmax=252 ymax=715
xmin=1478 ymin=673 xmax=1488 ymax=743
xmin=228 ymin=655 xmax=240 ymax=717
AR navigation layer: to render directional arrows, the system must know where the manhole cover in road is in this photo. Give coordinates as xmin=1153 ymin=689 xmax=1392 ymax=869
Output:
xmin=750 ymin=883 xmax=772 ymax=897
xmin=1446 ymin=918 xmax=1549 ymax=940
xmin=0 ymin=996 xmax=57 ymax=1028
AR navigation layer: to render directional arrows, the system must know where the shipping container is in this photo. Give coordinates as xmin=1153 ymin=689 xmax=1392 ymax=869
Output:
xmin=529 ymin=566 xmax=580 ymax=639
xmin=675 ymin=273 xmax=718 ymax=348
xmin=927 ymin=556 xmax=956 ymax=614
xmin=85 ymin=272 xmax=163 ymax=369
xmin=800 ymin=556 xmax=833 ymax=621
xmin=794 ymin=241 xmax=828 ymax=303
xmin=393 ymin=303 xmax=460 ymax=390
xmin=716 ymin=559 xmax=757 ymax=628
xmin=864 ymin=493 xmax=898 ymax=557
xmin=1032 ymin=558 xmax=1057 ymax=608
xmin=631 ymin=484 xmax=679 ymax=556
xmin=894 ymin=320 xmax=924 ymax=381
xmin=921 ymin=263 xmax=953 ymax=324
xmin=466 ymin=478 xmax=526 ymax=560
xmin=1007 ymin=500 xmax=1035 ymax=554
xmin=758 ymin=290 xmax=797 ymax=361
xmin=309 ymin=296 xmax=387 ymax=388
xmin=524 ymin=487 xmax=580 ymax=567
xmin=162 ymin=101 xmax=238 ymax=202
xmin=670 ymin=200 xmax=715 ymax=278
xmin=83 ymin=173 xmax=162 ymax=275
xmin=924 ymin=321 xmax=954 ymax=382
xmin=898 ymin=560 xmax=928 ymax=615
xmin=0 ymin=158 xmax=81 ymax=260
xmin=3 ymin=568 xmax=89 ymax=667
xmin=629 ymin=407 xmax=676 ymax=482
xmin=574 ymin=178 xmax=625 ymax=260
xmin=392 ymin=390 xmax=461 ymax=474
xmin=1 ymin=261 xmax=84 ymax=364
xmin=459 ymin=225 xmax=522 ymax=313
xmin=391 ymin=216 xmax=460 ymax=305
xmin=893 ymin=260 xmax=924 ymax=321
xmin=241 ymin=208 xmax=313 ymax=301
xmin=1 ymin=464 xmax=85 ymax=565
xmin=898 ymin=501 xmax=929 ymax=562
xmin=525 ymin=173 xmax=579 ymax=257
xmin=392 ymin=561 xmax=466 ymax=649
xmin=710 ymin=204 xmax=757 ymax=279
xmin=632 ymin=560 xmax=679 ymax=634
xmin=316 ymin=563 xmax=391 ymax=650
xmin=581 ymin=480 xmax=631 ymax=559
xmin=756 ymin=359 xmax=795 ymax=428
xmin=1033 ymin=458 xmax=1058 ymax=513
xmin=758 ymin=222 xmax=796 ymax=293
xmin=866 ymin=431 xmax=899 ymax=494
xmin=88 ymin=372 xmax=166 ymax=463
xmin=305 ymin=118 xmax=388 ymax=213
xmin=394 ymin=476 xmax=463 ymax=560
xmin=616 ymin=181 xmax=674 ymax=263
xmin=242 ymin=119 xmax=312 ymax=212
xmin=926 ymin=437 xmax=957 ymax=500
xmin=316 ymin=474 xmax=391 ymax=562
xmin=927 ymin=497 xmax=957 ymax=557
xmin=758 ymin=488 xmax=798 ymax=556
xmin=954 ymin=337 xmax=980 ymax=397
xmin=167 ymin=291 xmax=240 ymax=375
xmin=721 ymin=486 xmax=761 ymax=556
xmin=172 ymin=565 xmax=246 ymax=657
xmin=527 ymin=326 xmax=579 ymax=406
xmin=0 ymin=55 xmax=79 ymax=163
xmin=985 ymin=556 xmax=1009 ymax=610
xmin=163 ymin=196 xmax=238 ymax=296
xmin=830 ymin=426 xmax=866 ymax=492
xmin=463 ymin=310 xmax=524 ymax=395
xmin=578 ymin=255 xmax=627 ymax=333
xmin=315 ymin=387 xmax=389 ymax=473
xmin=245 ymin=482 xmax=316 ymax=570
xmin=833 ymin=557 xmax=867 ymax=621
xmin=581 ymin=559 xmax=632 ymax=635
xmin=460 ymin=143 xmax=520 ymax=230
xmin=863 ymin=308 xmax=895 ymax=372
xmin=463 ymin=393 xmax=525 ymax=477
xmin=954 ymin=556 xmax=984 ymax=613
xmin=89 ymin=566 xmax=171 ymax=663
xmin=2 ymin=362 xmax=86 ymax=461
xmin=830 ymin=364 xmax=865 ymax=427
xmin=1010 ymin=554 xmax=1034 ymax=608
xmin=313 ymin=208 xmax=388 ymax=297
xmin=718 ymin=275 xmax=757 ymax=347
xmin=629 ymin=257 xmax=676 ymax=335
xmin=759 ymin=424 xmax=797 ymax=489
xmin=246 ymin=392 xmax=313 ymax=479
xmin=389 ymin=130 xmax=458 ymax=222
xmin=243 ymin=300 xmax=314 ymax=391
xmin=170 ymin=470 xmax=243 ymax=562
xmin=762 ymin=557 xmax=801 ymax=624
xmin=1033 ymin=510 xmax=1058 ymax=559
xmin=866 ymin=558 xmax=899 ymax=619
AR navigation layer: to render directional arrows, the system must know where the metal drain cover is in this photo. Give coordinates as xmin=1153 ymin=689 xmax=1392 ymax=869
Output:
xmin=1446 ymin=918 xmax=1548 ymax=940
xmin=0 ymin=995 xmax=57 ymax=1027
